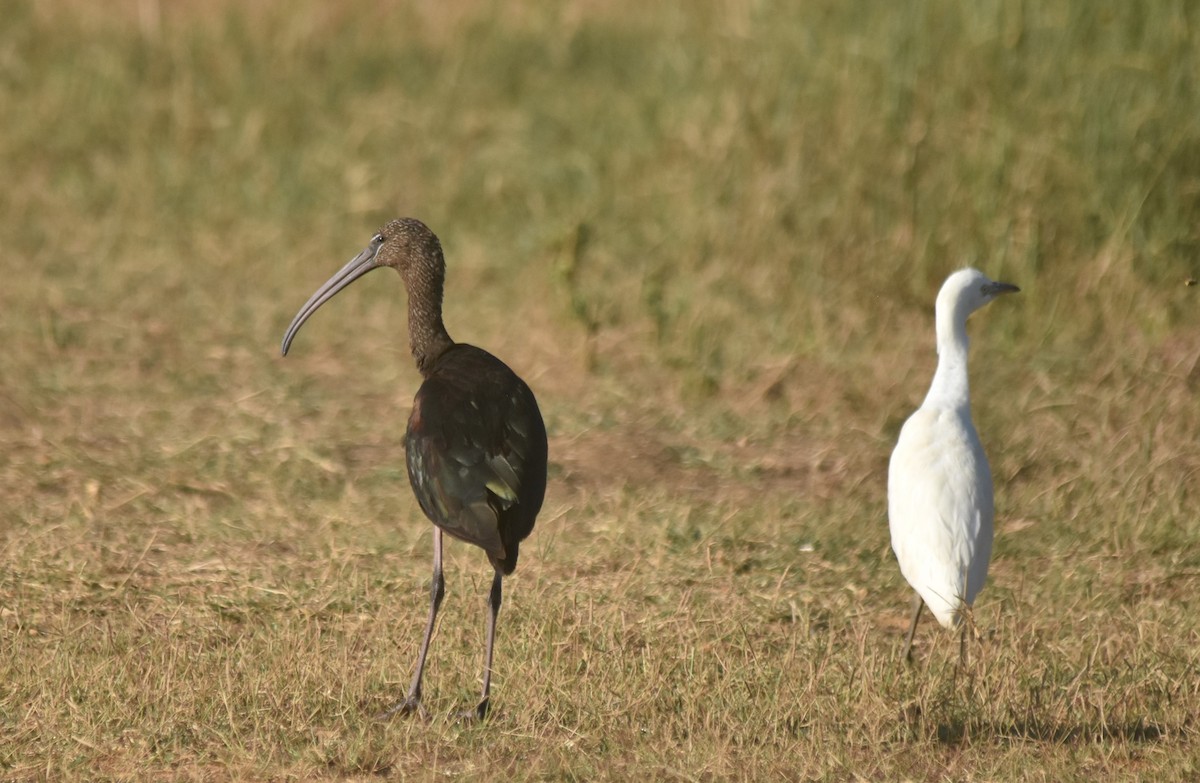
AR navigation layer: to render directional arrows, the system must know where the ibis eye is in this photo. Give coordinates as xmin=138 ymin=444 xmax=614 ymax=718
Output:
xmin=373 ymin=234 xmax=385 ymax=245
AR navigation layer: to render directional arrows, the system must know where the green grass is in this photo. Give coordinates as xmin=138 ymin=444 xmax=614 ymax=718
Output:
xmin=1 ymin=0 xmax=1198 ymax=779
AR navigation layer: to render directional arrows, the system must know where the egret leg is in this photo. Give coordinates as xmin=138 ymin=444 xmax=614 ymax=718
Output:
xmin=378 ymin=529 xmax=444 ymax=720
xmin=959 ymin=624 xmax=968 ymax=667
xmin=460 ymin=569 xmax=502 ymax=723
xmin=901 ymin=592 xmax=924 ymax=663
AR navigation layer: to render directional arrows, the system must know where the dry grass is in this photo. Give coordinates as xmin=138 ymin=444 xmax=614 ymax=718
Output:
xmin=1 ymin=1 xmax=1199 ymax=780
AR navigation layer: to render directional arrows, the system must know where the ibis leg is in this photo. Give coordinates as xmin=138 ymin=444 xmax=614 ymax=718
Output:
xmin=461 ymin=570 xmax=502 ymax=723
xmin=378 ymin=529 xmax=444 ymax=720
xmin=901 ymin=591 xmax=923 ymax=663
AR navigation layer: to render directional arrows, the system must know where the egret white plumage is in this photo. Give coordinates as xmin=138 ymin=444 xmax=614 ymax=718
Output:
xmin=888 ymin=268 xmax=1018 ymax=662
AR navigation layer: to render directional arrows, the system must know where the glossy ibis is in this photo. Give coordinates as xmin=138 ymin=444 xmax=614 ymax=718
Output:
xmin=887 ymin=268 xmax=1018 ymax=663
xmin=281 ymin=218 xmax=548 ymax=721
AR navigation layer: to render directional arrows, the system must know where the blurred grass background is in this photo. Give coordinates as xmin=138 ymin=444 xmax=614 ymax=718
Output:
xmin=1 ymin=0 xmax=1198 ymax=779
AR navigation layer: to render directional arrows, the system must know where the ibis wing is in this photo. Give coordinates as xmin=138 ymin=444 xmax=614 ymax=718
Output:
xmin=404 ymin=354 xmax=546 ymax=568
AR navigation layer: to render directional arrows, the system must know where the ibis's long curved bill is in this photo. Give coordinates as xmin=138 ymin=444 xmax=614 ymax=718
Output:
xmin=281 ymin=242 xmax=383 ymax=356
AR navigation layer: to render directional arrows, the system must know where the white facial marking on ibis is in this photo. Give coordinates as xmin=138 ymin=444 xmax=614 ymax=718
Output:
xmin=887 ymin=267 xmax=1018 ymax=664
xmin=282 ymin=217 xmax=548 ymax=722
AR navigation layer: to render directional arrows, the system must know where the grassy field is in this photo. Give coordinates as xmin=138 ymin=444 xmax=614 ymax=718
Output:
xmin=2 ymin=0 xmax=1198 ymax=779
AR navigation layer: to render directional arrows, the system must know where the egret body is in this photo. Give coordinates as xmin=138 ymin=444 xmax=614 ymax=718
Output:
xmin=887 ymin=268 xmax=1018 ymax=662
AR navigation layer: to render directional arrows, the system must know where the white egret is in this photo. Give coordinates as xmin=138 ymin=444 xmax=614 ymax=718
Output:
xmin=888 ymin=268 xmax=1019 ymax=662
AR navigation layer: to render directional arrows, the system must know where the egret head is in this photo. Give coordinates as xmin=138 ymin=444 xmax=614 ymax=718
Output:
xmin=937 ymin=268 xmax=1019 ymax=324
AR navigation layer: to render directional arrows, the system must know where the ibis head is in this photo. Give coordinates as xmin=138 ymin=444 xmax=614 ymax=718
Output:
xmin=281 ymin=218 xmax=448 ymax=359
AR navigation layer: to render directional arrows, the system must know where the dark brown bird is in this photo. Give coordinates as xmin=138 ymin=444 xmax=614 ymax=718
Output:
xmin=281 ymin=218 xmax=548 ymax=722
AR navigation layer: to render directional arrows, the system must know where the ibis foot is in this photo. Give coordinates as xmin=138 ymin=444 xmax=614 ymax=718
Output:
xmin=375 ymin=695 xmax=428 ymax=722
xmin=456 ymin=698 xmax=489 ymax=725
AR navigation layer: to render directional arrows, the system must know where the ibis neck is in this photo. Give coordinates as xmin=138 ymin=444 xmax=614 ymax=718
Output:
xmin=403 ymin=267 xmax=454 ymax=376
xmin=923 ymin=311 xmax=971 ymax=410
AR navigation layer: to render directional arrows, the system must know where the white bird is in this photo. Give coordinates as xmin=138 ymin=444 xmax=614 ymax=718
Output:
xmin=888 ymin=268 xmax=1019 ymax=662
